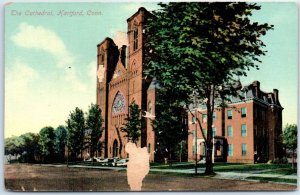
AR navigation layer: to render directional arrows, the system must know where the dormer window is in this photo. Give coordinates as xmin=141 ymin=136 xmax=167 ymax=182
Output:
xmin=133 ymin=28 xmax=138 ymax=51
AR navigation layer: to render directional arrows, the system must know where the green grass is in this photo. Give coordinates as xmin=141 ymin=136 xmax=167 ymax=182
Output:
xmin=149 ymin=170 xmax=216 ymax=177
xmin=151 ymin=162 xmax=243 ymax=169
xmin=213 ymin=163 xmax=294 ymax=172
xmin=152 ymin=164 xmax=204 ymax=169
xmin=263 ymin=168 xmax=297 ymax=175
xmin=246 ymin=176 xmax=297 ymax=184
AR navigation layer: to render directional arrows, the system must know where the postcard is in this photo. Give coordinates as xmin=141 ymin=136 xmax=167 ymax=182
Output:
xmin=4 ymin=1 xmax=298 ymax=191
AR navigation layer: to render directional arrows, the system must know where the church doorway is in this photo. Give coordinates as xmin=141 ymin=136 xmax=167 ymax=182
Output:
xmin=113 ymin=139 xmax=119 ymax=157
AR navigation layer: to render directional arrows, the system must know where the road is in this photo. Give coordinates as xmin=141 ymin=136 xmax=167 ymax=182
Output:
xmin=4 ymin=164 xmax=297 ymax=191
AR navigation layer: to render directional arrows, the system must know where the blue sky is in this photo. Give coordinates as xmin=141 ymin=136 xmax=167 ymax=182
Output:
xmin=4 ymin=2 xmax=298 ymax=138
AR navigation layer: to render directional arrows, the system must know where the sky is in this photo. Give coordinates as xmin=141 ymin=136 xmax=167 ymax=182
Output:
xmin=4 ymin=2 xmax=298 ymax=138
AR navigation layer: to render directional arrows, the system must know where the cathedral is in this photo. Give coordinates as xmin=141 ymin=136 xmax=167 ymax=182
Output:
xmin=96 ymin=8 xmax=156 ymax=161
xmin=96 ymin=7 xmax=283 ymax=163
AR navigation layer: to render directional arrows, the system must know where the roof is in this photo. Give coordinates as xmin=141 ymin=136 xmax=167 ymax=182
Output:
xmin=126 ymin=7 xmax=152 ymax=22
xmin=97 ymin=37 xmax=115 ymax=47
xmin=189 ymin=80 xmax=283 ymax=111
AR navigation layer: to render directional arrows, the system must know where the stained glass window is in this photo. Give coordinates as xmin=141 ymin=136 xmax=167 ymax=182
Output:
xmin=112 ymin=92 xmax=125 ymax=113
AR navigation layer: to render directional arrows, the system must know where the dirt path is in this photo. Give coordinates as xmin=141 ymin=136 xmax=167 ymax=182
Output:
xmin=4 ymin=164 xmax=297 ymax=191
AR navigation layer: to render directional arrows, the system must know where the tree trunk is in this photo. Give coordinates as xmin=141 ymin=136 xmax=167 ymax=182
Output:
xmin=205 ymin=86 xmax=214 ymax=175
xmin=179 ymin=141 xmax=182 ymax=163
xmin=205 ymin=141 xmax=214 ymax=175
xmin=292 ymin=149 xmax=295 ymax=169
xmin=169 ymin=149 xmax=172 ymax=166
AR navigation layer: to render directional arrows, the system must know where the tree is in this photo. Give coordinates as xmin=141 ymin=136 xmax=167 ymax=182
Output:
xmin=144 ymin=2 xmax=273 ymax=174
xmin=121 ymin=101 xmax=141 ymax=144
xmin=66 ymin=107 xmax=85 ymax=160
xmin=152 ymin=88 xmax=188 ymax=162
xmin=20 ymin=133 xmax=40 ymax=163
xmin=38 ymin=127 xmax=55 ymax=162
xmin=39 ymin=127 xmax=55 ymax=162
xmin=54 ymin=125 xmax=67 ymax=162
xmin=86 ymin=103 xmax=104 ymax=158
xmin=282 ymin=124 xmax=297 ymax=168
xmin=5 ymin=133 xmax=39 ymax=163
xmin=5 ymin=136 xmax=21 ymax=156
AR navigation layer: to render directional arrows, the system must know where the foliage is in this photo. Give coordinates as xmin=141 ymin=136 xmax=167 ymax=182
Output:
xmin=270 ymin=157 xmax=288 ymax=164
xmin=282 ymin=124 xmax=297 ymax=151
xmin=5 ymin=133 xmax=40 ymax=163
xmin=5 ymin=136 xmax=23 ymax=156
xmin=38 ymin=126 xmax=55 ymax=162
xmin=144 ymin=2 xmax=273 ymax=174
xmin=66 ymin=107 xmax=85 ymax=159
xmin=174 ymin=140 xmax=188 ymax=162
xmin=86 ymin=103 xmax=104 ymax=157
xmin=121 ymin=101 xmax=141 ymax=143
xmin=54 ymin=125 xmax=67 ymax=162
xmin=153 ymin=88 xmax=188 ymax=161
xmin=20 ymin=133 xmax=40 ymax=162
xmin=282 ymin=124 xmax=297 ymax=168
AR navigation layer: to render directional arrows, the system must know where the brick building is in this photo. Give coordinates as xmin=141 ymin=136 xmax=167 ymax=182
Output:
xmin=96 ymin=8 xmax=156 ymax=161
xmin=96 ymin=7 xmax=283 ymax=163
xmin=188 ymin=80 xmax=284 ymax=163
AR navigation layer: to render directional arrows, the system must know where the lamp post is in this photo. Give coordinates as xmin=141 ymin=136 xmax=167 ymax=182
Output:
xmin=192 ymin=90 xmax=198 ymax=175
xmin=66 ymin=144 xmax=69 ymax=168
xmin=195 ymin=110 xmax=198 ymax=175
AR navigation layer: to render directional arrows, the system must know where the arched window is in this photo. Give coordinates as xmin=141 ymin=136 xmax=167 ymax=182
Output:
xmin=113 ymin=139 xmax=118 ymax=157
xmin=148 ymin=101 xmax=152 ymax=114
xmin=148 ymin=143 xmax=151 ymax=153
xmin=112 ymin=91 xmax=126 ymax=114
xmin=133 ymin=28 xmax=138 ymax=51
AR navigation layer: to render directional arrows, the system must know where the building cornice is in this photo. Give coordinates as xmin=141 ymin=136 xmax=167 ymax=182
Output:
xmin=190 ymin=97 xmax=283 ymax=112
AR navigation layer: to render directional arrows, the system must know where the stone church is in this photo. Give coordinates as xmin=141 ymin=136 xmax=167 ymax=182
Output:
xmin=96 ymin=8 xmax=156 ymax=161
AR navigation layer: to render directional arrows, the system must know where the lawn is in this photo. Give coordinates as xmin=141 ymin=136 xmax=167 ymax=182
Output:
xmin=5 ymin=164 xmax=297 ymax=191
xmin=263 ymin=168 xmax=297 ymax=175
xmin=214 ymin=163 xmax=294 ymax=172
xmin=151 ymin=162 xmax=296 ymax=174
xmin=151 ymin=162 xmax=243 ymax=169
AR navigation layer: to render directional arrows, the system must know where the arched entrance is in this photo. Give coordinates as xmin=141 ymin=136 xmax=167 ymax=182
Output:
xmin=113 ymin=139 xmax=119 ymax=157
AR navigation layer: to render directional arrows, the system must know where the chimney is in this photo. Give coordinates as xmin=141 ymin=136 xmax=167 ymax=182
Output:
xmin=273 ymin=89 xmax=279 ymax=104
xmin=252 ymin=80 xmax=260 ymax=97
xmin=119 ymin=45 xmax=127 ymax=67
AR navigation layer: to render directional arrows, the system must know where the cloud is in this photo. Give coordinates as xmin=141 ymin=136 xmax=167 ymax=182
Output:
xmin=65 ymin=67 xmax=88 ymax=93
xmin=5 ymin=59 xmax=95 ymax=138
xmin=87 ymin=60 xmax=97 ymax=79
xmin=5 ymin=59 xmax=40 ymax=99
xmin=6 ymin=23 xmax=97 ymax=138
xmin=11 ymin=22 xmax=74 ymax=67
xmin=5 ymin=59 xmax=41 ymax=137
xmin=113 ymin=31 xmax=128 ymax=47
xmin=11 ymin=22 xmax=90 ymax=93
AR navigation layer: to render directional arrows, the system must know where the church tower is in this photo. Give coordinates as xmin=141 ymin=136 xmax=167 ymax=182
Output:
xmin=127 ymin=7 xmax=153 ymax=148
xmin=96 ymin=38 xmax=119 ymax=157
